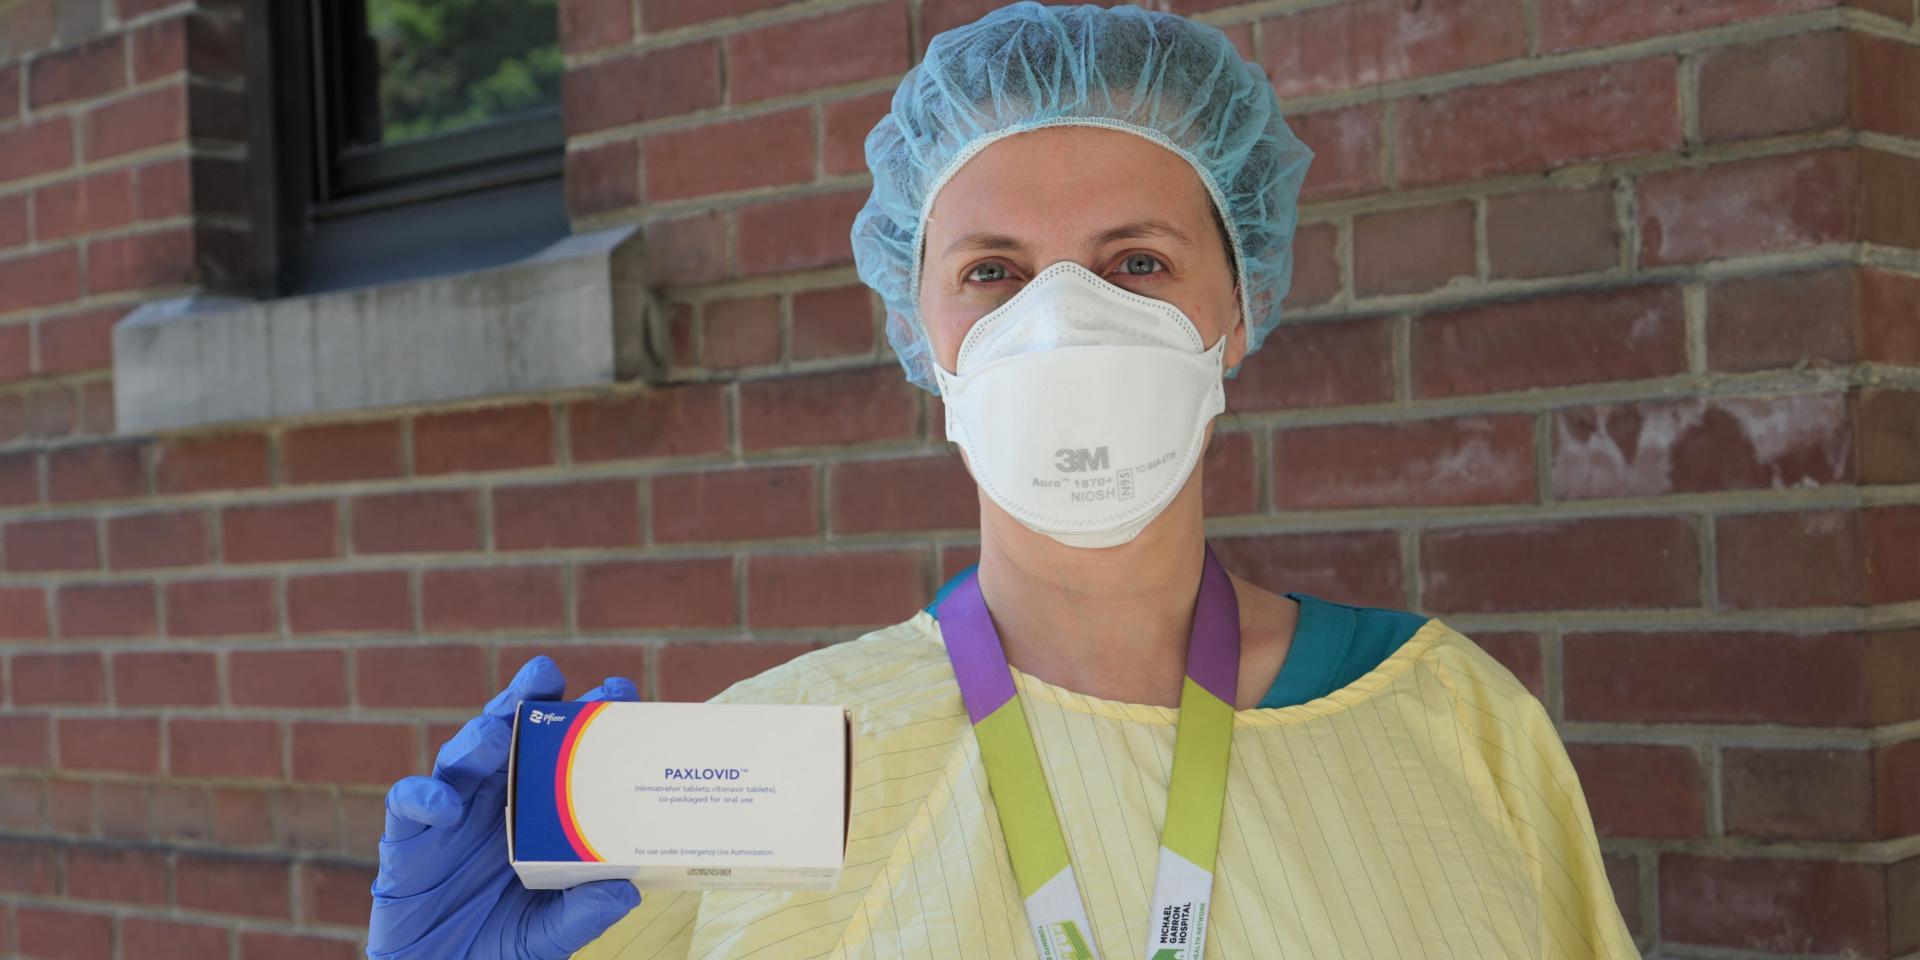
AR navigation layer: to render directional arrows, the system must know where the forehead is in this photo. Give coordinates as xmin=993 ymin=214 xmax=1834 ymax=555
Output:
xmin=925 ymin=126 xmax=1215 ymax=245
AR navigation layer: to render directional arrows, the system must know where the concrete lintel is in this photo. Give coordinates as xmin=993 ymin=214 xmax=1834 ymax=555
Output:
xmin=112 ymin=225 xmax=662 ymax=434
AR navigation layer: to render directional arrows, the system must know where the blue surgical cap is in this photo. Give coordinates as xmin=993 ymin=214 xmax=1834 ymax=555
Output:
xmin=851 ymin=1 xmax=1313 ymax=395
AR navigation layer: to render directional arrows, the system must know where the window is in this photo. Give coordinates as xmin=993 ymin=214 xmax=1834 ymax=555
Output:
xmin=247 ymin=0 xmax=570 ymax=295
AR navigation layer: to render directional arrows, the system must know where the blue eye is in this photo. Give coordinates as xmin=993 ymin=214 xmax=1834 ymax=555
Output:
xmin=1117 ymin=253 xmax=1165 ymax=277
xmin=966 ymin=262 xmax=1012 ymax=284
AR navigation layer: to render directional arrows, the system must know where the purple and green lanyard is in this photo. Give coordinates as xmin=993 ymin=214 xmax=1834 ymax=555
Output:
xmin=940 ymin=541 xmax=1239 ymax=960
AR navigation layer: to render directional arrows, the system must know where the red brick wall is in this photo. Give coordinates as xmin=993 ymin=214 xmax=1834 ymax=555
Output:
xmin=2 ymin=0 xmax=1917 ymax=956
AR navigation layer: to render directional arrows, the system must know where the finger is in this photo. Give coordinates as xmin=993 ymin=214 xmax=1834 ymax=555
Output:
xmin=428 ymin=656 xmax=568 ymax=803
xmin=484 ymin=654 xmax=568 ymax=720
xmin=578 ymin=676 xmax=639 ymax=703
xmin=531 ymin=879 xmax=643 ymax=958
xmin=381 ymin=775 xmax=461 ymax=843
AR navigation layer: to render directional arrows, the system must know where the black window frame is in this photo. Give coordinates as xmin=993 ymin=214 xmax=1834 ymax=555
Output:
xmin=245 ymin=0 xmax=569 ymax=297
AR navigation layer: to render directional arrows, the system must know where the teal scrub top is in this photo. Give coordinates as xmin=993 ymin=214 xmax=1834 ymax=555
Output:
xmin=923 ymin=564 xmax=1428 ymax=708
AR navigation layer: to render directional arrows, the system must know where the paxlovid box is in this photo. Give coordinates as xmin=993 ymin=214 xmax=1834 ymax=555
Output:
xmin=507 ymin=699 xmax=852 ymax=891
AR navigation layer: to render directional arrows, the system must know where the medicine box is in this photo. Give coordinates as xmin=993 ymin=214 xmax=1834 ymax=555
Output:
xmin=507 ymin=699 xmax=852 ymax=891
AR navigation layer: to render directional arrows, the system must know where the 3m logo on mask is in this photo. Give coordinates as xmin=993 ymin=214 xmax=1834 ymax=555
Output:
xmin=1054 ymin=447 xmax=1110 ymax=473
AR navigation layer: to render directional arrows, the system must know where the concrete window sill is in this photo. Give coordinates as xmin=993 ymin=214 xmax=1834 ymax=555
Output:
xmin=111 ymin=225 xmax=663 ymax=435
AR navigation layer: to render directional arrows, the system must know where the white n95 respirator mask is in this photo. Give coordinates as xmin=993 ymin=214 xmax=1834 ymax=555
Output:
xmin=932 ymin=260 xmax=1228 ymax=549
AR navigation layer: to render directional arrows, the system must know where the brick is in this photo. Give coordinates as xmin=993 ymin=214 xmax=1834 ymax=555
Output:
xmin=133 ymin=156 xmax=189 ymax=219
xmin=0 ymin=323 xmax=28 ymax=380
xmin=12 ymin=653 xmax=104 ymax=705
xmin=653 ymin=465 xmax=817 ymax=543
xmin=1226 ymin=317 xmax=1393 ymax=412
xmin=1564 ymin=743 xmax=1705 ymax=839
xmin=1637 ymin=149 xmax=1854 ymax=266
xmin=84 ymin=226 xmax=199 ymax=293
xmin=657 ymin=641 xmax=824 ymax=701
xmin=4 ymin=516 xmax=99 ymax=572
xmin=1540 ymin=0 xmax=1827 ymax=52
xmin=85 ymin=84 xmax=186 ymax=160
xmin=702 ymin=294 xmax=781 ymax=368
xmin=49 ymin=441 xmax=146 ymax=505
xmin=79 ymin=380 xmax=113 ymax=434
xmin=1422 ymin=516 xmax=1700 ymax=612
xmin=0 ymin=774 xmax=46 ymax=828
xmin=152 ymin=431 xmax=270 ymax=494
xmin=565 ymin=138 xmax=639 ymax=217
xmin=150 ymin=783 xmax=211 ymax=842
xmin=1856 ymin=33 xmax=1920 ymax=139
xmin=170 ymin=718 xmax=282 ymax=779
xmin=562 ymin=41 xmax=720 ymax=135
xmin=638 ymin=210 xmax=728 ymax=286
xmin=1397 ymin=57 xmax=1679 ymax=188
xmin=65 ymin=846 xmax=167 ymax=905
xmin=1469 ymin=631 xmax=1544 ymax=698
xmin=1723 ymin=746 xmax=1874 ymax=841
xmin=239 ymin=931 xmax=360 ymax=960
xmin=1203 ymin=430 xmax=1256 ymax=516
xmin=498 ymin=644 xmax=646 ymax=701
xmin=747 ymin=550 xmax=925 ymax=628
xmin=1351 ymin=200 xmax=1474 ymax=297
xmin=24 ymin=382 xmax=77 ymax=438
xmin=355 ymin=645 xmax=488 ymax=709
xmin=1564 ymin=630 xmax=1871 ymax=726
xmin=0 ymin=248 xmax=82 ymax=314
xmin=738 ymin=366 xmax=919 ymax=451
xmin=283 ymin=419 xmax=404 ymax=484
xmin=726 ymin=2 xmax=907 ymax=104
xmin=1862 ymin=268 xmax=1920 ymax=364
xmin=33 ymin=168 xmax=134 ymax=241
xmin=1659 ymin=854 xmax=1888 ymax=955
xmin=421 ymin=566 xmax=565 ymax=633
xmin=645 ymin=109 xmax=813 ymax=202
xmin=16 ymin=907 xmax=112 ymax=960
xmin=829 ymin=454 xmax=975 ymax=534
xmin=119 ymin=918 xmax=229 ymax=960
xmin=1292 ymin=104 xmax=1384 ymax=202
xmin=1856 ymin=389 xmax=1920 ymax=485
xmin=132 ymin=11 xmax=247 ymax=81
xmin=1860 ymin=148 xmax=1920 ymax=250
xmin=577 ymin=556 xmax=736 ymax=630
xmin=1868 ymin=628 xmax=1920 ymax=727
xmin=0 ymin=117 xmax=74 ymax=185
xmin=27 ymin=35 xmax=123 ymax=108
xmin=791 ymin=285 xmax=876 ymax=360
xmin=0 ymin=714 xmax=49 ymax=765
xmin=0 ymin=579 xmax=49 ymax=641
xmin=1716 ymin=509 xmax=1863 ymax=609
xmin=569 ymin=383 xmax=727 ymax=463
xmin=0 ymin=62 xmax=17 ymax=121
xmin=0 ymin=838 xmax=57 ymax=893
xmin=165 ymin=577 xmax=274 ymax=637
xmin=1271 ymin=415 xmax=1534 ymax=510
xmin=350 ymin=489 xmax=481 ymax=554
xmin=1698 ymin=31 xmax=1848 ymax=144
xmin=1258 ymin=0 xmax=1524 ymax=99
xmin=1706 ymin=266 xmax=1857 ymax=371
xmin=494 ymin=478 xmax=641 ymax=550
xmin=274 ymin=790 xmax=334 ymax=850
xmin=229 ymin=649 xmax=348 ymax=707
xmin=1412 ymin=284 xmax=1687 ymax=399
xmin=51 ymin=778 xmax=97 ymax=834
xmin=1212 ymin=531 xmax=1405 ymax=609
xmin=1486 ymin=187 xmax=1617 ymax=280
xmin=211 ymin=788 xmax=273 ymax=847
xmin=35 ymin=305 xmax=123 ymax=375
xmin=413 ymin=403 xmax=552 ymax=475
xmin=57 ymin=582 xmax=156 ymax=638
xmin=300 ymin=860 xmax=376 ymax=928
xmin=641 ymin=0 xmax=789 ymax=30
xmin=560 ymin=0 xmax=631 ymax=52
xmin=1283 ymin=221 xmax=1340 ymax=310
xmin=176 ymin=854 xmax=291 ymax=918
xmin=286 ymin=570 xmax=412 ymax=634
xmin=0 ymin=192 xmax=23 ymax=249
xmin=1880 ymin=739 xmax=1920 ymax=838
xmin=292 ymin=722 xmax=415 ymax=784
xmin=822 ymin=91 xmax=890 ymax=177
xmin=1552 ymin=393 xmax=1851 ymax=499
xmin=114 ymin=650 xmax=217 ymax=706
xmin=222 ymin=500 xmax=337 ymax=563
xmin=58 ymin=717 xmax=159 ymax=773
xmin=1866 ymin=504 xmax=1920 ymax=604
xmin=735 ymin=189 xmax=865 ymax=275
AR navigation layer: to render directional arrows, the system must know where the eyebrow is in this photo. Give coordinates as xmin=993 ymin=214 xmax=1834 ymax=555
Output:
xmin=938 ymin=218 xmax=1197 ymax=257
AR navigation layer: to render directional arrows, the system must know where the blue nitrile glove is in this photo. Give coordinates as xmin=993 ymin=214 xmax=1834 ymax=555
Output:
xmin=368 ymin=655 xmax=642 ymax=959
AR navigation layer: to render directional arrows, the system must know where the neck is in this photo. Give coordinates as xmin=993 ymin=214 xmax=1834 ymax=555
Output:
xmin=973 ymin=476 xmax=1209 ymax=709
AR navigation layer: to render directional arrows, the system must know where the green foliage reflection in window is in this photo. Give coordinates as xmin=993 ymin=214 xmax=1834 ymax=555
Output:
xmin=366 ymin=0 xmax=562 ymax=144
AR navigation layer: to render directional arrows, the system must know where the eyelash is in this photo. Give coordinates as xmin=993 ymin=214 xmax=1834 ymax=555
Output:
xmin=964 ymin=253 xmax=1168 ymax=286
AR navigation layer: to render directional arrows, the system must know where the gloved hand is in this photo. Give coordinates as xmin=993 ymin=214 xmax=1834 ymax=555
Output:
xmin=368 ymin=655 xmax=642 ymax=959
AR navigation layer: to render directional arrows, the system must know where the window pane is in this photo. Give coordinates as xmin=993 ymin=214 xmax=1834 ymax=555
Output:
xmin=360 ymin=0 xmax=561 ymax=145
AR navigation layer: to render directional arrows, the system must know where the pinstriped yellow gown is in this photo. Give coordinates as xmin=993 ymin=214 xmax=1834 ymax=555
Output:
xmin=573 ymin=609 xmax=1640 ymax=960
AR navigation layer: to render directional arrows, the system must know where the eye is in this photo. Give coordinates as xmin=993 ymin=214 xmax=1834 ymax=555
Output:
xmin=1113 ymin=253 xmax=1167 ymax=278
xmin=964 ymin=261 xmax=1015 ymax=284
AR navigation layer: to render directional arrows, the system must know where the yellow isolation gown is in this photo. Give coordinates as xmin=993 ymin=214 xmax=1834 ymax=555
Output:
xmin=573 ymin=607 xmax=1641 ymax=960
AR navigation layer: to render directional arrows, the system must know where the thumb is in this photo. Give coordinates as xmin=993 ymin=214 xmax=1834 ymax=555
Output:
xmin=530 ymin=879 xmax=642 ymax=957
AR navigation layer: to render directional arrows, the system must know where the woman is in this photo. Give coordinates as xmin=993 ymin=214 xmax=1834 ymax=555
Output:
xmin=367 ymin=4 xmax=1639 ymax=958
